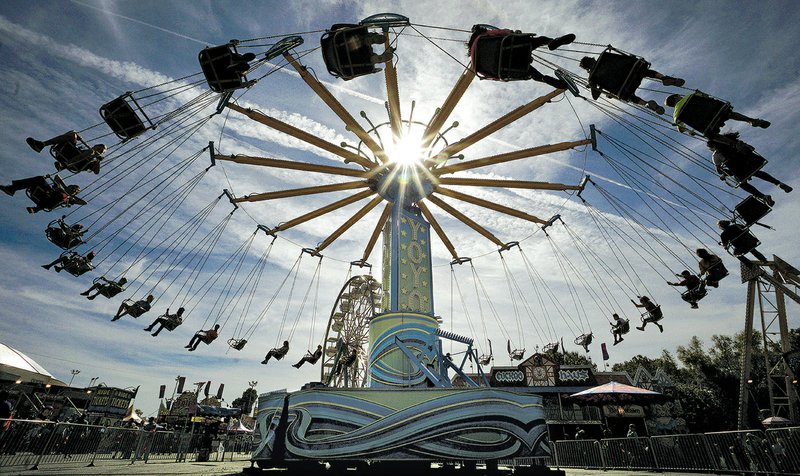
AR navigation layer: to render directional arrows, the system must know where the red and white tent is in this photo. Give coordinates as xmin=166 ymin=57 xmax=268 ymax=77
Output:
xmin=569 ymin=381 xmax=670 ymax=404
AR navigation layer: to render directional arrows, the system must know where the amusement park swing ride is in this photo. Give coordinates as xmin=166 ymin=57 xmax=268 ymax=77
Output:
xmin=6 ymin=11 xmax=800 ymax=469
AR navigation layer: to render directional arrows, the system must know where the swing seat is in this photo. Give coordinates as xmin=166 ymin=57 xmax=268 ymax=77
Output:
xmin=478 ymin=354 xmax=493 ymax=366
xmin=723 ymin=229 xmax=761 ymax=258
xmin=97 ymin=283 xmax=125 ymax=298
xmin=50 ymin=141 xmax=96 ymax=174
xmin=705 ymin=262 xmax=729 ymax=284
xmin=62 ymin=258 xmax=94 ymax=277
xmin=589 ymin=49 xmax=650 ymax=101
xmin=574 ymin=333 xmax=593 ymax=352
xmin=675 ymin=92 xmax=732 ymax=137
xmin=228 ymin=338 xmax=247 ymax=350
xmin=721 ymin=153 xmax=768 ymax=187
xmin=100 ymin=93 xmax=151 ymax=141
xmin=612 ymin=320 xmax=630 ymax=335
xmin=26 ymin=184 xmax=62 ymax=212
xmin=543 ymin=342 xmax=560 ymax=354
xmin=122 ymin=299 xmax=149 ymax=318
xmin=45 ymin=222 xmax=84 ymax=250
xmin=509 ymin=348 xmax=525 ymax=361
xmin=471 ymin=29 xmax=536 ymax=81
xmin=681 ymin=283 xmax=707 ymax=302
xmin=734 ymin=195 xmax=772 ymax=227
xmin=199 ymin=43 xmax=255 ymax=93
xmin=321 ymin=24 xmax=385 ymax=80
xmin=640 ymin=305 xmax=663 ymax=322
xmin=161 ymin=315 xmax=182 ymax=331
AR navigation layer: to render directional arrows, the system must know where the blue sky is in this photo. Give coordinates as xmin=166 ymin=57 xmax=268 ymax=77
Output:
xmin=0 ymin=0 xmax=798 ymax=417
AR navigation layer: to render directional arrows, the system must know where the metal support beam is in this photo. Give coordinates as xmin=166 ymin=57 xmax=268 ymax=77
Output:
xmin=214 ymin=154 xmax=367 ymax=178
xmin=418 ymin=201 xmax=458 ymax=260
xmin=421 ymin=67 xmax=476 ymax=151
xmin=226 ymin=103 xmax=375 ymax=169
xmin=383 ymin=33 xmax=402 ymax=140
xmin=233 ymin=181 xmax=369 ymax=203
xmin=284 ymin=52 xmax=389 ymax=164
xmin=394 ymin=337 xmax=448 ymax=388
xmin=438 ymin=176 xmax=582 ymax=191
xmin=435 ymin=139 xmax=593 ymax=175
xmin=426 ymin=194 xmax=505 ymax=247
xmin=316 ymin=195 xmax=384 ymax=252
xmin=434 ymin=187 xmax=547 ymax=224
xmin=428 ymin=89 xmax=564 ymax=165
xmin=361 ymin=202 xmax=392 ymax=263
xmin=270 ymin=189 xmax=376 ymax=234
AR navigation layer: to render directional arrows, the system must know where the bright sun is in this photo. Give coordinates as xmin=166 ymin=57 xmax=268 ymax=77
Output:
xmin=385 ymin=134 xmax=425 ymax=166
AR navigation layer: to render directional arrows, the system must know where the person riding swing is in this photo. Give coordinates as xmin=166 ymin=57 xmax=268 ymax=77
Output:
xmin=186 ymin=324 xmax=220 ymax=351
xmin=81 ymin=277 xmax=128 ymax=300
xmin=292 ymin=345 xmax=323 ymax=368
xmin=611 ymin=313 xmax=629 ymax=345
xmin=112 ymin=294 xmax=154 ymax=321
xmin=667 ymin=270 xmax=706 ymax=309
xmin=261 ymin=341 xmax=289 ymax=365
xmin=632 ymin=296 xmax=663 ymax=332
xmin=468 ymin=24 xmax=574 ymax=86
xmin=144 ymin=307 xmax=185 ymax=336
xmin=579 ymin=49 xmax=684 ymax=114
xmin=696 ymin=249 xmax=728 ymax=288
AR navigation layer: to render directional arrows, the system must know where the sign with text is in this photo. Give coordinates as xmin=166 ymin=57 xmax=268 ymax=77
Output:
xmin=86 ymin=387 xmax=135 ymax=416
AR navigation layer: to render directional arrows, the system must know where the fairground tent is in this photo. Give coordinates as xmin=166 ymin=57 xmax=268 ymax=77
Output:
xmin=0 ymin=342 xmax=67 ymax=387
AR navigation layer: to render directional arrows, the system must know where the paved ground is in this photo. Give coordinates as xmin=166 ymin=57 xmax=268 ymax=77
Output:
xmin=0 ymin=460 xmax=707 ymax=476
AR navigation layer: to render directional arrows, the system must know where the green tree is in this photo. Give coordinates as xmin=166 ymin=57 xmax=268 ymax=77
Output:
xmin=231 ymin=387 xmax=258 ymax=416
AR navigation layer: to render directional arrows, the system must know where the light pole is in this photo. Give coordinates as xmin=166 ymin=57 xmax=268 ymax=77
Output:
xmin=68 ymin=369 xmax=80 ymax=387
xmin=89 ymin=377 xmax=99 ymax=387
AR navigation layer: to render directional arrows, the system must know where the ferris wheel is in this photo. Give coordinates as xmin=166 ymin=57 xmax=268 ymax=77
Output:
xmin=321 ymin=275 xmax=382 ymax=388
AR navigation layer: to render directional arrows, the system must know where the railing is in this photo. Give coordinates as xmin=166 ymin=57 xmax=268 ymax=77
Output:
xmin=0 ymin=419 xmax=255 ymax=471
xmin=554 ymin=426 xmax=800 ymax=475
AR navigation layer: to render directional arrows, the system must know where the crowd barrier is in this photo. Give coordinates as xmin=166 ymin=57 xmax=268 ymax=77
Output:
xmin=0 ymin=419 xmax=254 ymax=471
xmin=553 ymin=426 xmax=800 ymax=474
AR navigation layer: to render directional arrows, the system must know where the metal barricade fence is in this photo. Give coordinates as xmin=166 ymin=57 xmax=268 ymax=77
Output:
xmin=650 ymin=433 xmax=717 ymax=472
xmin=704 ymin=429 xmax=772 ymax=473
xmin=89 ymin=426 xmax=140 ymax=463
xmin=0 ymin=419 xmax=58 ymax=469
xmin=553 ymin=439 xmax=603 ymax=468
xmin=36 ymin=423 xmax=105 ymax=466
xmin=599 ymin=436 xmax=656 ymax=470
xmin=219 ymin=434 xmax=255 ymax=461
xmin=765 ymin=427 xmax=800 ymax=475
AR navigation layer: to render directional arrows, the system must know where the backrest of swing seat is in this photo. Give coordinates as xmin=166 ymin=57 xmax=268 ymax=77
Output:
xmin=65 ymin=260 xmax=94 ymax=276
xmin=591 ymin=51 xmax=649 ymax=99
xmin=510 ymin=349 xmax=525 ymax=359
xmin=50 ymin=141 xmax=82 ymax=163
xmin=677 ymin=94 xmax=731 ymax=136
xmin=100 ymin=95 xmax=148 ymax=141
xmin=321 ymin=24 xmax=378 ymax=80
xmin=619 ymin=321 xmax=630 ymax=333
xmin=734 ymin=195 xmax=772 ymax=226
xmin=162 ymin=317 xmax=181 ymax=331
xmin=726 ymin=153 xmax=768 ymax=185
xmin=471 ymin=30 xmax=527 ymax=80
xmin=729 ymin=231 xmax=760 ymax=255
xmin=199 ymin=44 xmax=248 ymax=93
xmin=98 ymin=285 xmax=123 ymax=298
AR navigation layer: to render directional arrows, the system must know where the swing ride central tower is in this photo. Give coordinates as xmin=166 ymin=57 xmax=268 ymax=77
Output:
xmin=370 ymin=161 xmax=440 ymax=387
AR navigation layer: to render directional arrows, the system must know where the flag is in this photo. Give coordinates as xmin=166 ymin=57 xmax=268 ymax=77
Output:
xmin=158 ymin=385 xmax=166 ymax=399
xmin=176 ymin=376 xmax=185 ymax=394
xmin=601 ymin=343 xmax=609 ymax=361
xmin=216 ymin=383 xmax=225 ymax=399
xmin=204 ymin=381 xmax=211 ymax=397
